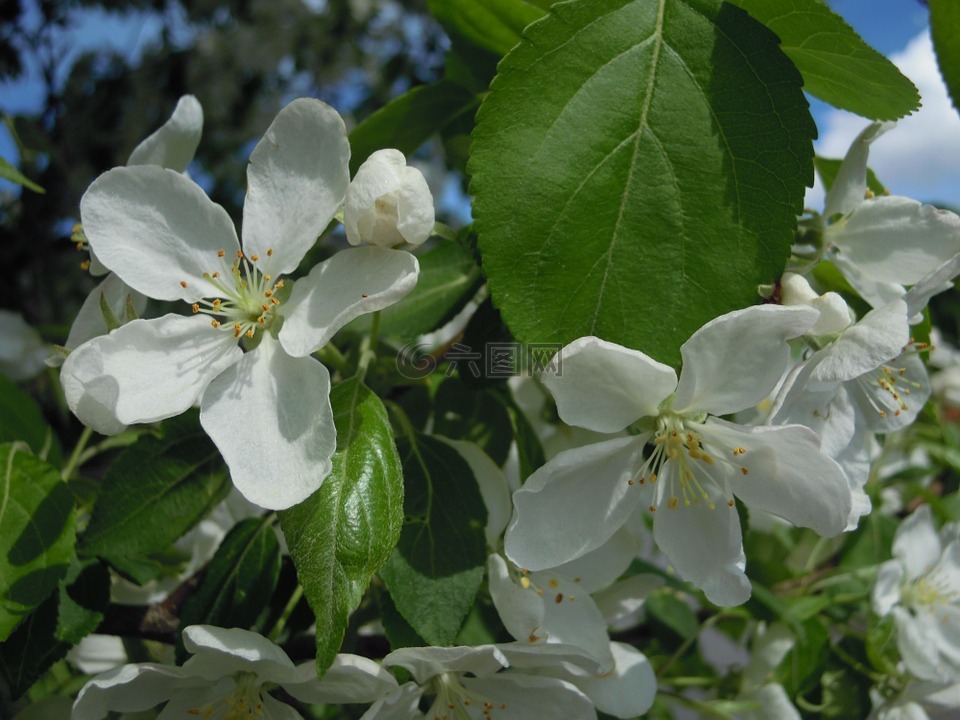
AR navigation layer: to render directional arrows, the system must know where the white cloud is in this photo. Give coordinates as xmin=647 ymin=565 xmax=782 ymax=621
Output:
xmin=806 ymin=31 xmax=960 ymax=209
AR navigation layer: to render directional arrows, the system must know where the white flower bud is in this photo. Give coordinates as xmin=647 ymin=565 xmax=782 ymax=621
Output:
xmin=344 ymin=149 xmax=435 ymax=247
xmin=780 ymin=272 xmax=852 ymax=335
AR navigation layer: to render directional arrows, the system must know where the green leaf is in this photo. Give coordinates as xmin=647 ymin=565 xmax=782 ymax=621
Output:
xmin=865 ymin=614 xmax=899 ymax=676
xmin=56 ymin=556 xmax=110 ymax=646
xmin=349 ymin=80 xmax=479 ymax=175
xmin=380 ymin=434 xmax=487 ymax=646
xmin=428 ymin=0 xmax=546 ymax=57
xmin=79 ymin=412 xmax=230 ymax=577
xmin=0 ymin=594 xmax=68 ymax=701
xmin=931 ymin=0 xmax=960 ymax=116
xmin=279 ymin=379 xmax=404 ymax=674
xmin=433 ymin=380 xmax=514 ymax=465
xmin=731 ymin=0 xmax=920 ymax=120
xmin=814 ymin=156 xmax=887 ymax=197
xmin=176 ymin=517 xmax=281 ymax=662
xmin=0 ymin=375 xmax=61 ymax=466
xmin=378 ymin=241 xmax=484 ymax=340
xmin=0 ymin=157 xmax=44 ymax=194
xmin=471 ymin=0 xmax=815 ymax=367
xmin=0 ymin=444 xmax=76 ymax=642
xmin=646 ymin=589 xmax=699 ymax=640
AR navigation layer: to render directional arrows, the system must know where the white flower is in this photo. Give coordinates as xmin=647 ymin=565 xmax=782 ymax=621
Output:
xmin=735 ymin=623 xmax=800 ymax=720
xmin=779 ymin=272 xmax=852 ymax=335
xmin=820 ymin=121 xmax=960 ymax=309
xmin=873 ymin=505 xmax=960 ymax=683
xmin=344 ymin=148 xmax=435 ymax=247
xmin=369 ymin=641 xmax=655 ymax=720
xmin=504 ymin=305 xmax=853 ymax=607
xmin=72 ymin=625 xmax=398 ymax=720
xmin=0 ymin=310 xmax=48 ymax=381
xmin=57 ymin=95 xmax=204 ymax=364
xmin=60 ymin=98 xmax=419 ymax=510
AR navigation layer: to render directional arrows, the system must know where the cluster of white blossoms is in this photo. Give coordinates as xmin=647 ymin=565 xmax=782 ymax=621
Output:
xmin=57 ymin=96 xmax=433 ymax=511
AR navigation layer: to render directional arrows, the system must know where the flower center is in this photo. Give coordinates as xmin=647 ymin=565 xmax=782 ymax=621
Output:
xmin=188 ymin=249 xmax=284 ymax=340
xmin=901 ymin=568 xmax=960 ymax=609
xmin=188 ymin=672 xmax=265 ymax=720
xmin=632 ymin=414 xmax=747 ymax=514
xmin=429 ymin=673 xmax=507 ymax=720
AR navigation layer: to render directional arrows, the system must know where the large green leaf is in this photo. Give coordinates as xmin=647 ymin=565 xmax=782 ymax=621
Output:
xmin=471 ymin=0 xmax=815 ymax=367
xmin=176 ymin=517 xmax=281 ymax=662
xmin=78 ymin=412 xmax=230 ymax=580
xmin=0 ymin=444 xmax=76 ymax=642
xmin=380 ymin=434 xmax=487 ymax=646
xmin=279 ymin=379 xmax=404 ymax=674
xmin=931 ymin=0 xmax=960 ymax=117
xmin=428 ymin=0 xmax=546 ymax=57
xmin=732 ymin=0 xmax=919 ymax=120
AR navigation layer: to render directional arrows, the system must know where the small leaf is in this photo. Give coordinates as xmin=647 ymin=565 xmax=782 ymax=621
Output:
xmin=731 ymin=0 xmax=920 ymax=120
xmin=176 ymin=517 xmax=281 ymax=662
xmin=279 ymin=378 xmax=404 ymax=674
xmin=428 ymin=0 xmax=546 ymax=57
xmin=378 ymin=241 xmax=483 ymax=339
xmin=349 ymin=80 xmax=479 ymax=175
xmin=380 ymin=434 xmax=487 ymax=646
xmin=931 ymin=0 xmax=960 ymax=117
xmin=0 ymin=157 xmax=44 ymax=193
xmin=0 ymin=594 xmax=68 ymax=701
xmin=865 ymin=614 xmax=899 ymax=676
xmin=0 ymin=444 xmax=76 ymax=642
xmin=472 ymin=0 xmax=816 ymax=367
xmin=0 ymin=375 xmax=61 ymax=465
xmin=79 ymin=412 xmax=230 ymax=573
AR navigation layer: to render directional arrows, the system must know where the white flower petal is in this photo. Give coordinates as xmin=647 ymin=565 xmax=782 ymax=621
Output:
xmin=61 ymin=274 xmax=148 ymax=357
xmin=742 ymin=623 xmax=795 ymax=691
xmin=127 ymin=95 xmax=203 ymax=172
xmin=504 ymin=435 xmax=648 ymax=572
xmin=768 ymin=370 xmax=856 ymax=459
xmin=61 ymin=315 xmax=241 ymax=432
xmin=832 ymin=253 xmax=907 ymax=310
xmin=279 ymin=246 xmax=419 ymax=357
xmin=181 ymin=625 xmax=295 ymax=683
xmin=461 ymin=674 xmax=596 ymax=720
xmin=488 ymin=553 xmax=546 ymax=645
xmin=383 ymin=645 xmax=507 ymax=683
xmin=566 ymin=642 xmax=656 ymax=719
xmin=396 ymin=165 xmax=435 ymax=246
xmin=80 ymin=165 xmax=240 ymax=302
xmin=704 ymin=419 xmax=851 ymax=537
xmin=904 ymin=252 xmax=960 ymax=319
xmin=652 ymin=494 xmax=751 ymax=606
xmin=741 ymin=684 xmax=801 ymax=720
xmin=360 ymin=682 xmax=425 ymax=720
xmin=67 ymin=634 xmax=128 ymax=675
xmin=242 ymin=99 xmax=350 ymax=275
xmin=823 ymin=120 xmax=894 ymax=219
xmin=809 ymin=300 xmax=909 ymax=386
xmin=72 ymin=663 xmax=201 ymax=720
xmin=551 ymin=527 xmax=639 ymax=594
xmin=831 ymin=197 xmax=960 ymax=285
xmin=284 ymin=656 xmax=398 ymax=704
xmin=541 ymin=336 xmax=676 ymax=433
xmin=593 ymin=574 xmax=664 ymax=629
xmin=673 ymin=305 xmax=818 ymax=416
xmin=895 ymin=607 xmax=952 ymax=682
xmin=200 ymin=335 xmax=335 ymax=511
xmin=893 ymin=506 xmax=943 ymax=580
xmin=260 ymin=692 xmax=307 ymax=720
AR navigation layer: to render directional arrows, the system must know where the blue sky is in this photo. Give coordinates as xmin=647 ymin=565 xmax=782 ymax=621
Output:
xmin=0 ymin=0 xmax=955 ymax=205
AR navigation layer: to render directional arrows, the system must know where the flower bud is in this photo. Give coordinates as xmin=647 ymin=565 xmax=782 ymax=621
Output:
xmin=780 ymin=272 xmax=852 ymax=335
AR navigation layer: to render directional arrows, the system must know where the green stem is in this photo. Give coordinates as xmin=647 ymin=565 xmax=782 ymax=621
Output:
xmin=658 ymin=689 xmax=739 ymax=720
xmin=315 ymin=342 xmax=351 ymax=374
xmin=61 ymin=426 xmax=94 ymax=481
xmin=269 ymin=584 xmax=305 ymax=643
xmin=656 ymin=611 xmax=730 ymax=679
xmin=431 ymin=221 xmax=457 ymax=242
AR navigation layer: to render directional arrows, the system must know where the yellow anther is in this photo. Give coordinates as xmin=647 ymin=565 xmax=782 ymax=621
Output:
xmin=555 ymin=593 xmax=564 ymax=603
xmin=648 ymin=505 xmax=656 ymax=512
xmin=80 ymin=259 xmax=91 ymax=270
xmin=245 ymin=328 xmax=255 ymax=338
xmin=180 ymin=280 xmax=188 ymax=288
xmin=740 ymin=467 xmax=748 ymax=475
xmin=519 ymin=576 xmax=531 ymax=589
xmin=211 ymin=319 xmax=221 ymax=328
xmin=217 ymin=249 xmax=226 ymax=257
xmin=548 ymin=578 xmax=559 ymax=588
xmin=192 ymin=303 xmax=199 ymax=313
xmin=267 ymin=248 xmax=274 ymax=256
xmin=727 ymin=499 xmax=735 ymax=507
xmin=668 ymin=496 xmax=679 ymax=509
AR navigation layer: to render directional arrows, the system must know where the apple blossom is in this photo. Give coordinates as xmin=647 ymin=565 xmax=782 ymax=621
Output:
xmin=60 ymin=98 xmax=420 ymax=509
xmin=0 ymin=310 xmax=48 ymax=381
xmin=72 ymin=625 xmax=398 ymax=720
xmin=504 ymin=304 xmax=853 ymax=606
xmin=873 ymin=505 xmax=960 ymax=683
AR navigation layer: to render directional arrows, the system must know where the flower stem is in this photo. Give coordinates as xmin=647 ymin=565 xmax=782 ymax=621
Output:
xmin=61 ymin=426 xmax=94 ymax=481
xmin=356 ymin=310 xmax=381 ymax=384
xmin=268 ymin=584 xmax=305 ymax=643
